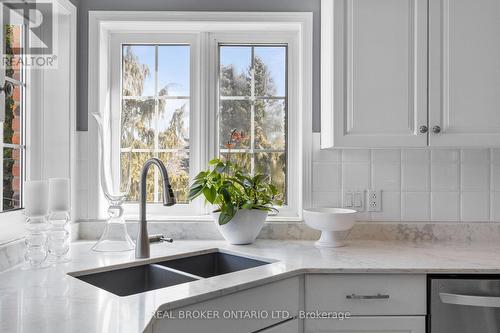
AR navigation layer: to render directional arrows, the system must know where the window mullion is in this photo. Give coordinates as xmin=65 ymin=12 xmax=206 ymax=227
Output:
xmin=153 ymin=44 xmax=159 ymax=203
xmin=250 ymin=46 xmax=255 ymax=175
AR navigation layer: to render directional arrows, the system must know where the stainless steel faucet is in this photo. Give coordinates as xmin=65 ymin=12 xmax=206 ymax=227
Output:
xmin=135 ymin=158 xmax=176 ymax=259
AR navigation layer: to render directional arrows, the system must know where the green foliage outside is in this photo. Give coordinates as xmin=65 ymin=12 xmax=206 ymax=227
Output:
xmin=3 ymin=25 xmax=15 ymax=210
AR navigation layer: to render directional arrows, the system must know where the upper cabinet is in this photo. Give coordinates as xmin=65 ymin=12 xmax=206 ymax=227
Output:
xmin=321 ymin=0 xmax=500 ymax=148
xmin=428 ymin=0 xmax=500 ymax=146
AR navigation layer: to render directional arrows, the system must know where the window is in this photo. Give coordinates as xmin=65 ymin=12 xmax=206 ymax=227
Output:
xmin=92 ymin=12 xmax=312 ymax=220
xmin=121 ymin=44 xmax=190 ymax=204
xmin=1 ymin=24 xmax=25 ymax=212
xmin=218 ymin=45 xmax=287 ymax=202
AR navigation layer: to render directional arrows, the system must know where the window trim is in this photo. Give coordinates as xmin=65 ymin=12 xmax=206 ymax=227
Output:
xmin=87 ymin=11 xmax=313 ymax=221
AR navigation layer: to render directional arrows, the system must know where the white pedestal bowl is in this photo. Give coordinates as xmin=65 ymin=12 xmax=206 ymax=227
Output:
xmin=303 ymin=208 xmax=357 ymax=248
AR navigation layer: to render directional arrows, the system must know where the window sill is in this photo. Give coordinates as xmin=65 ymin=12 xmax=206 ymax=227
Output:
xmin=122 ymin=214 xmax=302 ymax=223
xmin=0 ymin=210 xmax=26 ymax=246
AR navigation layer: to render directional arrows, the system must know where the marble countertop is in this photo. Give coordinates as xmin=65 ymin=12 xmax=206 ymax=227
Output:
xmin=2 ymin=239 xmax=500 ymax=333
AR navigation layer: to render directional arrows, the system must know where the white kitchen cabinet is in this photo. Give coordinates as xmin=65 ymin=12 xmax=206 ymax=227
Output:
xmin=428 ymin=0 xmax=500 ymax=146
xmin=321 ymin=0 xmax=428 ymax=148
xmin=305 ymin=316 xmax=425 ymax=333
xmin=258 ymin=318 xmax=299 ymax=333
xmin=304 ymin=274 xmax=426 ymax=333
xmin=152 ymin=277 xmax=300 ymax=333
xmin=305 ymin=274 xmax=426 ymax=316
xmin=322 ymin=0 xmax=500 ymax=148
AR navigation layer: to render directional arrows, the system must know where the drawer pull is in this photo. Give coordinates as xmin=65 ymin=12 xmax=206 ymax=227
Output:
xmin=346 ymin=293 xmax=390 ymax=300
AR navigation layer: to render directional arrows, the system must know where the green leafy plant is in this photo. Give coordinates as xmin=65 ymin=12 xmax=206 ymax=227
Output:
xmin=188 ymin=158 xmax=283 ymax=225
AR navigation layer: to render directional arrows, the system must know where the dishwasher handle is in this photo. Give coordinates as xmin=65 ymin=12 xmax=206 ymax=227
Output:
xmin=440 ymin=292 xmax=500 ymax=308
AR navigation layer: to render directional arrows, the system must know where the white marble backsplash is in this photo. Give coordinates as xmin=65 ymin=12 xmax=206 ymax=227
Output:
xmin=77 ymin=221 xmax=500 ymax=243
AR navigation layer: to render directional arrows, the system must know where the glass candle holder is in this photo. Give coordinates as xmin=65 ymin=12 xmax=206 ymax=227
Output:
xmin=47 ymin=211 xmax=71 ymax=263
xmin=24 ymin=230 xmax=48 ymax=269
xmin=24 ymin=181 xmax=50 ymax=269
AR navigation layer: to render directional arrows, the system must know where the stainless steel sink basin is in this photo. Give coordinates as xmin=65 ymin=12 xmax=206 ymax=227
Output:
xmin=71 ymin=250 xmax=271 ymax=297
xmin=157 ymin=251 xmax=269 ymax=278
xmin=74 ymin=263 xmax=198 ymax=296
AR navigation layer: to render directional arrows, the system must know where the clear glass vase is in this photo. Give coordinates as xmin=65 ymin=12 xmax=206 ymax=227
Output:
xmin=91 ymin=112 xmax=135 ymax=252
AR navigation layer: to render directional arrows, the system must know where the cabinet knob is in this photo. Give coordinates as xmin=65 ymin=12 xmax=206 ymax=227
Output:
xmin=432 ymin=125 xmax=441 ymax=134
xmin=419 ymin=125 xmax=428 ymax=134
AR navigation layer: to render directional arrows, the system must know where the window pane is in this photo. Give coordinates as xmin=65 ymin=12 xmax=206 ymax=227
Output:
xmin=4 ymin=84 xmax=21 ymax=144
xmin=255 ymin=152 xmax=286 ymax=203
xmin=158 ymin=45 xmax=190 ymax=96
xmin=122 ymin=45 xmax=155 ymax=97
xmin=121 ymin=44 xmax=191 ymax=205
xmin=5 ymin=25 xmax=23 ymax=81
xmin=121 ymin=99 xmax=155 ymax=149
xmin=126 ymin=152 xmax=154 ymax=202
xmin=219 ymin=100 xmax=251 ymax=149
xmin=255 ymin=99 xmax=285 ymax=149
xmin=3 ymin=147 xmax=22 ymax=211
xmin=254 ymin=47 xmax=286 ymax=97
xmin=158 ymin=152 xmax=189 ymax=204
xmin=218 ymin=44 xmax=288 ymax=206
xmin=158 ymin=100 xmax=189 ymax=149
xmin=219 ymin=46 xmax=251 ymax=96
xmin=220 ymin=152 xmax=251 ymax=174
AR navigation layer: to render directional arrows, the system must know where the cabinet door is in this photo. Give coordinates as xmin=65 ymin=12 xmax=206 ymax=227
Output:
xmin=321 ymin=0 xmax=428 ymax=148
xmin=258 ymin=319 xmax=299 ymax=333
xmin=152 ymin=277 xmax=299 ymax=333
xmin=305 ymin=316 xmax=425 ymax=333
xmin=429 ymin=0 xmax=500 ymax=146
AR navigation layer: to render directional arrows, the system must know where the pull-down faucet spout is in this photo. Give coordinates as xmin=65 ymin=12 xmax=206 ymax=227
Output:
xmin=135 ymin=158 xmax=175 ymax=259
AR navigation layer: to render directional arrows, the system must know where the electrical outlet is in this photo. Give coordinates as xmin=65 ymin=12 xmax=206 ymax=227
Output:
xmin=368 ymin=190 xmax=382 ymax=212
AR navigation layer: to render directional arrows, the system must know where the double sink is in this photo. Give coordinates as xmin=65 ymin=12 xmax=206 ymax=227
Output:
xmin=71 ymin=251 xmax=271 ymax=297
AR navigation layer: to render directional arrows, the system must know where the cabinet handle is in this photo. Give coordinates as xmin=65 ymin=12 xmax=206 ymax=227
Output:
xmin=346 ymin=293 xmax=390 ymax=300
xmin=432 ymin=125 xmax=441 ymax=134
xmin=440 ymin=292 xmax=500 ymax=308
xmin=419 ymin=125 xmax=428 ymax=134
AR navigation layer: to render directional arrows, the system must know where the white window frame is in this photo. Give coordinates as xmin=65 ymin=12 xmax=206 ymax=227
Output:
xmin=88 ymin=11 xmax=312 ymax=222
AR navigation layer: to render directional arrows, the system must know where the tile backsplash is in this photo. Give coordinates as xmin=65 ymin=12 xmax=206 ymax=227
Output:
xmin=312 ymin=133 xmax=500 ymax=222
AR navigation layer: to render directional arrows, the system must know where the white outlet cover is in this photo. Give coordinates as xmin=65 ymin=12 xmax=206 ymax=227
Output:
xmin=368 ymin=190 xmax=382 ymax=212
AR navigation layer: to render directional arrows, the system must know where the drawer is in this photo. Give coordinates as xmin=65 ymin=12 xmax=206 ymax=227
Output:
xmin=153 ymin=277 xmax=300 ymax=333
xmin=305 ymin=274 xmax=426 ymax=316
xmin=305 ymin=315 xmax=425 ymax=333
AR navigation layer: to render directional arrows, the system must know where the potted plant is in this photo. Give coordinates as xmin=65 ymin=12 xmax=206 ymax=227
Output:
xmin=188 ymin=131 xmax=283 ymax=244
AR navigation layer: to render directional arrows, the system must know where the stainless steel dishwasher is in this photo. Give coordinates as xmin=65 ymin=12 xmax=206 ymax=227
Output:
xmin=430 ymin=276 xmax=500 ymax=332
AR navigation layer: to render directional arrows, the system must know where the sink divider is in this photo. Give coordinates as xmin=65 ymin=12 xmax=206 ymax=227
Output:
xmin=150 ymin=263 xmax=205 ymax=281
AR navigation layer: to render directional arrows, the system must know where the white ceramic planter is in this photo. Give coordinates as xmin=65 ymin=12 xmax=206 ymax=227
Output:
xmin=212 ymin=209 xmax=268 ymax=245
